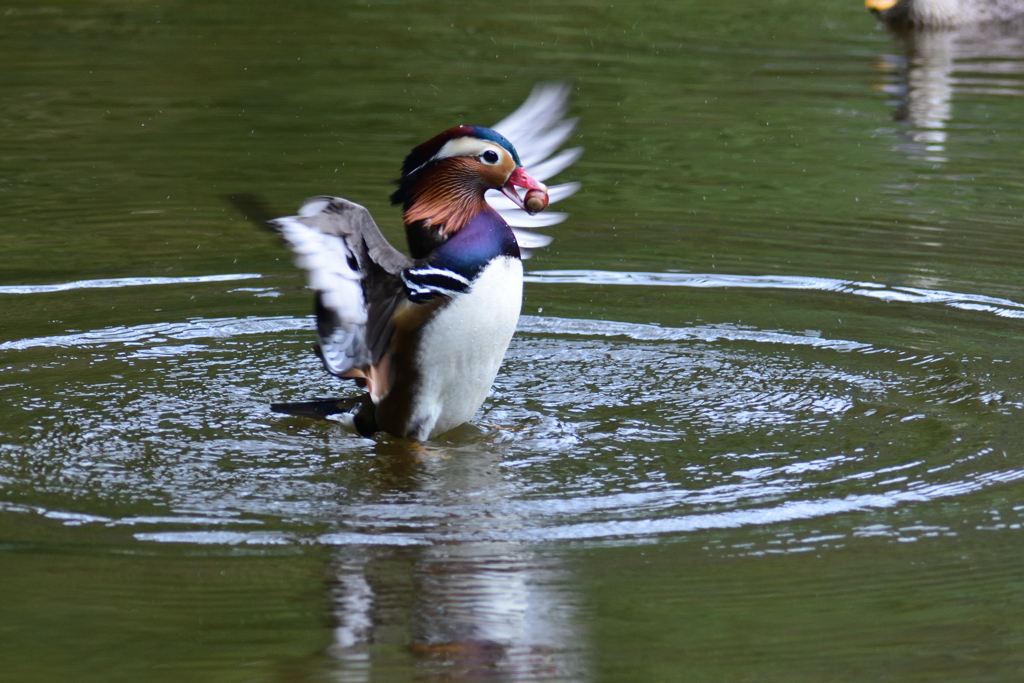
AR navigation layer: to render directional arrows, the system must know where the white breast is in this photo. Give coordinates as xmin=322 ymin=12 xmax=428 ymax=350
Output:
xmin=408 ymin=257 xmax=523 ymax=440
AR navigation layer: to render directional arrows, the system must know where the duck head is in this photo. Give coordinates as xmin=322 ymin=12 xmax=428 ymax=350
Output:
xmin=390 ymin=125 xmax=547 ymax=255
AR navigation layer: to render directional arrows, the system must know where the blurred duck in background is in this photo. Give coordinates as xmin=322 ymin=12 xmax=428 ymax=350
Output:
xmin=866 ymin=0 xmax=1024 ymax=29
xmin=866 ymin=0 xmax=1024 ymax=163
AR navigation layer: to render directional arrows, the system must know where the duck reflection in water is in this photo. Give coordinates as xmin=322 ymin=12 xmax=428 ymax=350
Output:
xmin=322 ymin=437 xmax=587 ymax=682
xmin=867 ymin=0 xmax=1024 ymax=163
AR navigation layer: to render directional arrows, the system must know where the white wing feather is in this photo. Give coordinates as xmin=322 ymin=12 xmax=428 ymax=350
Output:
xmin=489 ymin=83 xmax=582 ymax=253
xmin=274 ymin=215 xmax=370 ymax=375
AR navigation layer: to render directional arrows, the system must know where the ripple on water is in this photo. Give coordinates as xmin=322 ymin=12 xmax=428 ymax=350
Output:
xmin=525 ymin=270 xmax=1024 ymax=319
xmin=2 ymin=296 xmax=1021 ymax=548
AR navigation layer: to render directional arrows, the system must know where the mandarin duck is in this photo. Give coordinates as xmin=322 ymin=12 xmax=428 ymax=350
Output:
xmin=268 ymin=84 xmax=581 ymax=440
xmin=866 ymin=0 xmax=1024 ymax=28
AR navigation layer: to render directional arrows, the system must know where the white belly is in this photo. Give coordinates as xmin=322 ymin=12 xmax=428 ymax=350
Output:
xmin=408 ymin=257 xmax=523 ymax=439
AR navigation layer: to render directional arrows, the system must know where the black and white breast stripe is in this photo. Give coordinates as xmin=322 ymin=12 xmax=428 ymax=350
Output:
xmin=401 ymin=266 xmax=471 ymax=303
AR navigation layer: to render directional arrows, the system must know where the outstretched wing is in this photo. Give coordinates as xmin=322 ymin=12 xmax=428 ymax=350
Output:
xmin=271 ymin=197 xmax=413 ymax=378
xmin=487 ymin=82 xmax=583 ymax=255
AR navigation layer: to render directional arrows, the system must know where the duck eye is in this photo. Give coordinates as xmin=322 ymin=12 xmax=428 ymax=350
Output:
xmin=480 ymin=150 xmax=500 ymax=164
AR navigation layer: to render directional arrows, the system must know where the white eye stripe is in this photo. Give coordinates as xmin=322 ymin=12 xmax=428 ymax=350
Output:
xmin=430 ymin=138 xmax=507 ymax=165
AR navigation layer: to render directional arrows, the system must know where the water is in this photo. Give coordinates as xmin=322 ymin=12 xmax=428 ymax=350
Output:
xmin=3 ymin=0 xmax=1024 ymax=680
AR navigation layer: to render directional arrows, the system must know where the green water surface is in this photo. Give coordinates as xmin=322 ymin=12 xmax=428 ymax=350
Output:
xmin=3 ymin=0 xmax=1024 ymax=681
